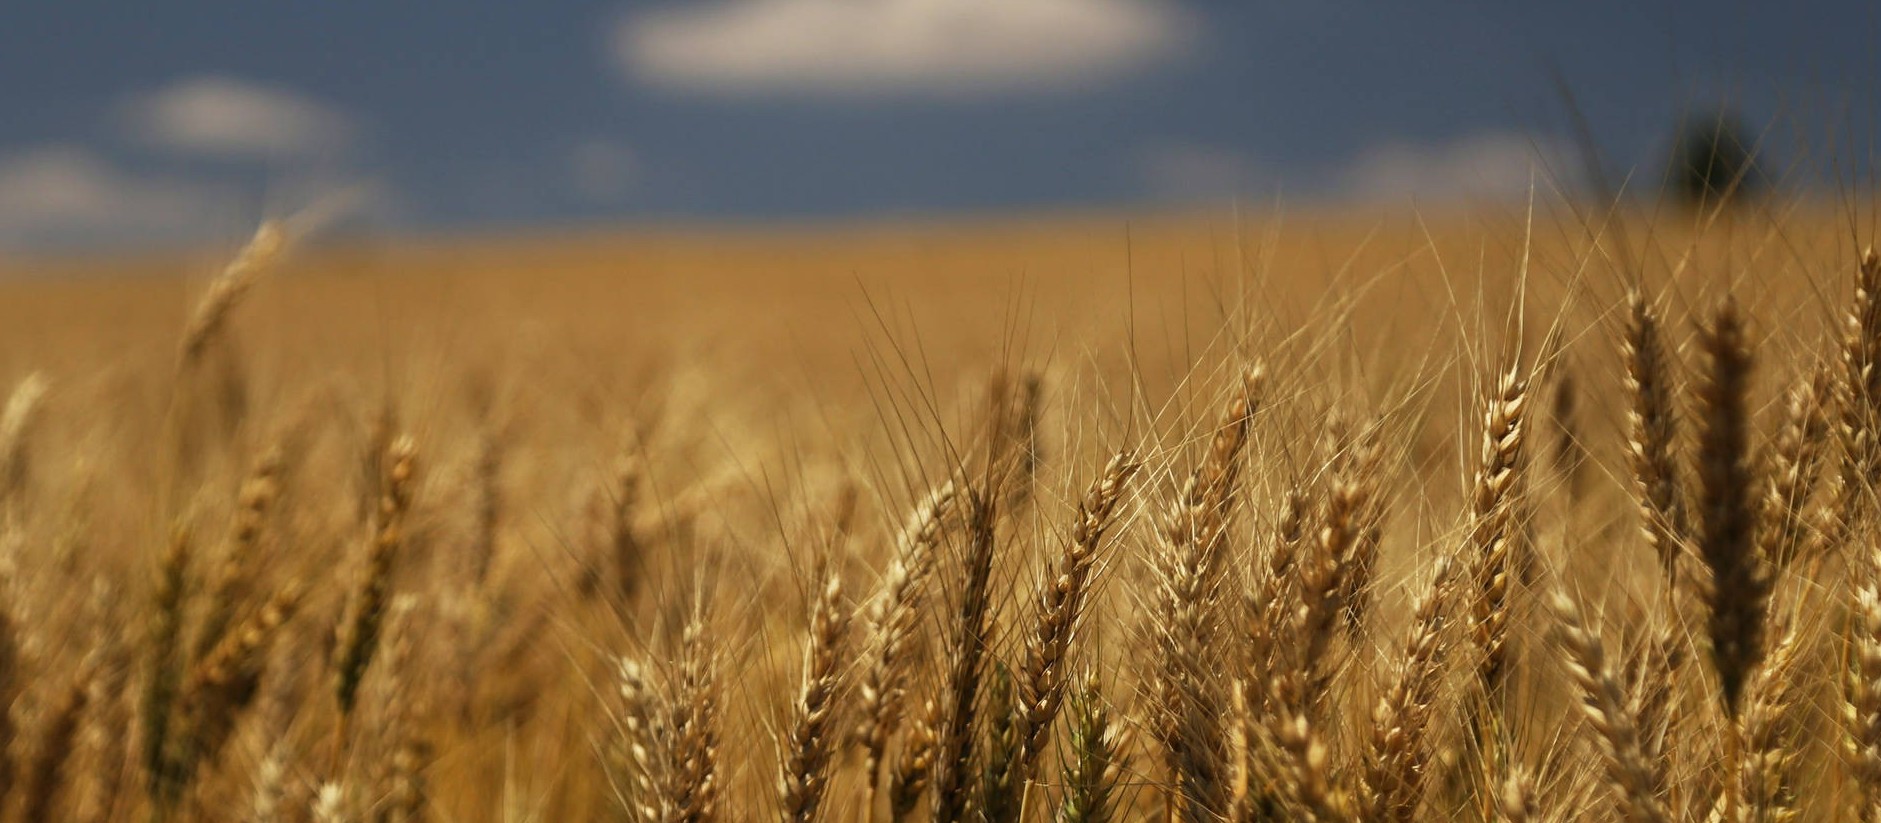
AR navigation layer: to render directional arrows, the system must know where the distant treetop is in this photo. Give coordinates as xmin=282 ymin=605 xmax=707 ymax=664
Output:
xmin=1670 ymin=108 xmax=1761 ymax=208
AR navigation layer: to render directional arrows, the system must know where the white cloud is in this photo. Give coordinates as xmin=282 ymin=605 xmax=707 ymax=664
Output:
xmin=614 ymin=0 xmax=1193 ymax=97
xmin=1139 ymin=143 xmax=1270 ymax=202
xmin=124 ymin=76 xmax=357 ymax=160
xmin=0 ymin=145 xmax=237 ymax=249
xmin=1342 ymin=132 xmax=1570 ymax=203
xmin=567 ymin=139 xmax=638 ymax=202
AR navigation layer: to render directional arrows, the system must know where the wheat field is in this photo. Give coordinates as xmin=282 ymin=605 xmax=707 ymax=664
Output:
xmin=0 ymin=200 xmax=1876 ymax=822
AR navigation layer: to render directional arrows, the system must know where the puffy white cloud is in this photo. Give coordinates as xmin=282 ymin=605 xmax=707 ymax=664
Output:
xmin=1139 ymin=143 xmax=1270 ymax=201
xmin=1343 ymin=132 xmax=1571 ymax=203
xmin=123 ymin=75 xmax=357 ymax=160
xmin=0 ymin=145 xmax=398 ymax=251
xmin=0 ymin=145 xmax=237 ymax=248
xmin=614 ymin=0 xmax=1193 ymax=97
xmin=567 ymin=139 xmax=638 ymax=202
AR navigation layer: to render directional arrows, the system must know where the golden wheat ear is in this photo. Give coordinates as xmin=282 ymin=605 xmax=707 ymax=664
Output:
xmin=614 ymin=655 xmax=666 ymax=823
xmin=888 ymin=697 xmax=939 ymax=819
xmin=368 ymin=596 xmax=428 ymax=823
xmin=1145 ymin=366 xmax=1261 ymax=823
xmin=1847 ymin=563 xmax=1881 ymax=823
xmin=1762 ymin=366 xmax=1829 ymax=572
xmin=1053 ymin=670 xmax=1124 ymax=823
xmin=979 ymin=662 xmax=1025 ymax=823
xmin=310 ymin=781 xmax=354 ymax=823
xmin=1815 ymin=249 xmax=1881 ymax=563
xmin=0 ymin=372 xmax=48 ymax=517
xmin=140 ymin=523 xmax=192 ymax=809
xmin=928 ymin=489 xmax=999 ymax=823
xmin=668 ymin=608 xmax=722 ymax=823
xmin=1454 ymin=355 xmax=1536 ymax=820
xmin=194 ymin=443 xmax=287 ymax=662
xmin=778 ymin=558 xmax=850 ymax=823
xmin=1245 ymin=478 xmax=1311 ymax=698
xmin=466 ymin=423 xmax=506 ymax=591
xmin=1841 ymin=249 xmax=1881 ymax=479
xmin=854 ymin=480 xmax=957 ymax=795
xmin=1361 ymin=555 xmax=1458 ymax=823
xmin=1620 ymin=290 xmax=1688 ymax=590
xmin=1497 ymin=766 xmax=1541 ymax=822
xmin=332 ymin=435 xmax=418 ymax=745
xmin=1691 ymin=298 xmax=1767 ymax=719
xmin=578 ymin=453 xmax=644 ymax=605
xmin=163 ymin=578 xmax=307 ymax=811
xmin=1734 ymin=624 xmax=1804 ymax=821
xmin=179 ymin=220 xmax=289 ymax=369
xmin=1013 ymin=451 xmax=1139 ymax=789
xmin=1467 ymin=361 xmax=1531 ymax=703
xmin=1286 ymin=423 xmax=1382 ymax=713
xmin=1546 ymin=589 xmax=1671 ymax=823
xmin=14 ymin=664 xmax=92 ymax=822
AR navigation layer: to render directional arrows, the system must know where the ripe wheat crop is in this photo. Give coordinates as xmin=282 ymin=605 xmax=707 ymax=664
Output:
xmin=0 ymin=203 xmax=1874 ymax=821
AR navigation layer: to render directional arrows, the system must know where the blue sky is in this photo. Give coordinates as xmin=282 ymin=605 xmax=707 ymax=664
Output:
xmin=0 ymin=0 xmax=1874 ymax=249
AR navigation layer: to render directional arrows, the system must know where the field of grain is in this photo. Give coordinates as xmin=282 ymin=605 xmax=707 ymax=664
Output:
xmin=0 ymin=200 xmax=1875 ymax=822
